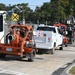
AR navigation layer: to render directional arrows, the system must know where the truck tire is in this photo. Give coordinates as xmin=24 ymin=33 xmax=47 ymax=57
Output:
xmin=51 ymin=43 xmax=56 ymax=54
xmin=59 ymin=43 xmax=63 ymax=50
xmin=0 ymin=53 xmax=6 ymax=58
xmin=65 ymin=44 xmax=68 ymax=47
xmin=28 ymin=49 xmax=36 ymax=62
xmin=50 ymin=46 xmax=55 ymax=54
xmin=46 ymin=43 xmax=55 ymax=54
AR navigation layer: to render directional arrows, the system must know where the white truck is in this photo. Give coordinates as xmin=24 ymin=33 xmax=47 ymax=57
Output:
xmin=0 ymin=11 xmax=6 ymax=43
xmin=34 ymin=25 xmax=63 ymax=54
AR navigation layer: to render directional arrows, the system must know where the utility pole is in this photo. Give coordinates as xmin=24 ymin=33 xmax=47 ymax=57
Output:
xmin=20 ymin=6 xmax=25 ymax=25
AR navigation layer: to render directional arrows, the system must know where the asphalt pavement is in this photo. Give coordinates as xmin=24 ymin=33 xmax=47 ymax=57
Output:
xmin=52 ymin=59 xmax=75 ymax=75
xmin=0 ymin=38 xmax=75 ymax=75
xmin=52 ymin=42 xmax=75 ymax=75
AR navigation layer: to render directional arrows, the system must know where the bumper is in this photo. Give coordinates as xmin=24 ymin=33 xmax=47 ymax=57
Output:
xmin=36 ymin=43 xmax=52 ymax=49
xmin=0 ymin=44 xmax=21 ymax=56
xmin=0 ymin=44 xmax=32 ymax=56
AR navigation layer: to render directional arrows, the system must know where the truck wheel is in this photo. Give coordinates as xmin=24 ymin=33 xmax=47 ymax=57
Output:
xmin=59 ymin=44 xmax=63 ymax=50
xmin=65 ymin=44 xmax=68 ymax=47
xmin=73 ymin=39 xmax=74 ymax=42
xmin=28 ymin=49 xmax=36 ymax=62
xmin=50 ymin=46 xmax=55 ymax=54
xmin=0 ymin=53 xmax=6 ymax=58
xmin=50 ymin=43 xmax=56 ymax=54
xmin=46 ymin=43 xmax=55 ymax=54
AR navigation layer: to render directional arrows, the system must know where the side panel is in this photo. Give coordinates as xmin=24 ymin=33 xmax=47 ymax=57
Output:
xmin=55 ymin=28 xmax=63 ymax=46
xmin=0 ymin=11 xmax=6 ymax=43
xmin=34 ymin=31 xmax=54 ymax=49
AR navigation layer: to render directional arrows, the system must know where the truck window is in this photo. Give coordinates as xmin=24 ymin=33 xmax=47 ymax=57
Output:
xmin=37 ymin=27 xmax=56 ymax=33
xmin=58 ymin=28 xmax=63 ymax=34
xmin=0 ymin=15 xmax=3 ymax=32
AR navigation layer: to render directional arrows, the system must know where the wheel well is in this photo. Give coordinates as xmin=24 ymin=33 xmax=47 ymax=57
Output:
xmin=54 ymin=42 xmax=56 ymax=47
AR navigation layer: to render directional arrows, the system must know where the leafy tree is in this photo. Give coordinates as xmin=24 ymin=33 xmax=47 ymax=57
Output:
xmin=0 ymin=3 xmax=6 ymax=10
xmin=0 ymin=0 xmax=75 ymax=25
xmin=34 ymin=2 xmax=51 ymax=24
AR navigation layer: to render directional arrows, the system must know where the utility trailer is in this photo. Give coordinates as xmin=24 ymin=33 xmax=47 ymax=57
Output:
xmin=0 ymin=24 xmax=38 ymax=61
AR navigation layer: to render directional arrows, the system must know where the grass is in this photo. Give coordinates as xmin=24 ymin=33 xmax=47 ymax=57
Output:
xmin=69 ymin=66 xmax=75 ymax=75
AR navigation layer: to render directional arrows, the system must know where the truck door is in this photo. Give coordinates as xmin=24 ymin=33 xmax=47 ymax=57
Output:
xmin=0 ymin=15 xmax=4 ymax=43
xmin=56 ymin=28 xmax=63 ymax=46
xmin=0 ymin=11 xmax=6 ymax=43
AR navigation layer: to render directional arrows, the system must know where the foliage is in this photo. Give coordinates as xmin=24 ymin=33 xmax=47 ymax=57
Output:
xmin=0 ymin=3 xmax=6 ymax=10
xmin=0 ymin=0 xmax=75 ymax=24
xmin=69 ymin=66 xmax=75 ymax=74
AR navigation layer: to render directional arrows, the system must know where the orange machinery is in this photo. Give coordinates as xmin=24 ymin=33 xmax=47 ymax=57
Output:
xmin=0 ymin=24 xmax=38 ymax=61
xmin=54 ymin=23 xmax=68 ymax=46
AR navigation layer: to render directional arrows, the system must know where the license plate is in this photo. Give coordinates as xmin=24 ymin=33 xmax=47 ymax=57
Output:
xmin=6 ymin=48 xmax=12 ymax=51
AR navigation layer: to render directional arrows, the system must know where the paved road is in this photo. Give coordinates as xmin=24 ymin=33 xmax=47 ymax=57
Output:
xmin=0 ymin=44 xmax=75 ymax=75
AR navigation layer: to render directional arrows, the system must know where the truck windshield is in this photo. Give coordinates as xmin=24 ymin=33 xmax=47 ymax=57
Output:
xmin=37 ymin=27 xmax=56 ymax=33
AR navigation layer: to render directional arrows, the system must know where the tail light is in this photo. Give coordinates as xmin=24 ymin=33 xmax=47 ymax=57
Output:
xmin=38 ymin=31 xmax=42 ymax=37
xmin=48 ymin=37 xmax=51 ymax=42
xmin=43 ymin=34 xmax=46 ymax=37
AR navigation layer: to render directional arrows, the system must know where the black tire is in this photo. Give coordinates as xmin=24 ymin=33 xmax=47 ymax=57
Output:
xmin=50 ymin=43 xmax=56 ymax=54
xmin=59 ymin=47 xmax=63 ymax=50
xmin=59 ymin=44 xmax=63 ymax=50
xmin=50 ymin=46 xmax=55 ymax=54
xmin=28 ymin=49 xmax=36 ymax=62
xmin=47 ymin=43 xmax=56 ymax=54
xmin=0 ymin=53 xmax=6 ymax=58
xmin=73 ymin=39 xmax=74 ymax=42
xmin=65 ymin=44 xmax=68 ymax=47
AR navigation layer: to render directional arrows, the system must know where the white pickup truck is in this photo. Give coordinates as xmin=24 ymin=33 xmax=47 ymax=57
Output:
xmin=34 ymin=25 xmax=63 ymax=54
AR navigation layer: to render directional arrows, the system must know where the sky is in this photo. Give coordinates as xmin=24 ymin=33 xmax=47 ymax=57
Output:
xmin=0 ymin=0 xmax=50 ymax=10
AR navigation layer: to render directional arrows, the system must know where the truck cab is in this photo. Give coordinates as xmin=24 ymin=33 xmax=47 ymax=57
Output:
xmin=54 ymin=23 xmax=69 ymax=46
xmin=0 ymin=11 xmax=6 ymax=43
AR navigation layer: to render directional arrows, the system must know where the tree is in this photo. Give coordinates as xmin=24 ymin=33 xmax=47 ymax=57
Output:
xmin=0 ymin=3 xmax=6 ymax=10
xmin=34 ymin=2 xmax=51 ymax=24
xmin=0 ymin=0 xmax=75 ymax=25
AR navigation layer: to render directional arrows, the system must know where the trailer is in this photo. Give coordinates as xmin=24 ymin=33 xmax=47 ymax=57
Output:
xmin=0 ymin=24 xmax=38 ymax=61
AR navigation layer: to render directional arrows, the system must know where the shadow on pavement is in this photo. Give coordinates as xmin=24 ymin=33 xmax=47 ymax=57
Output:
xmin=52 ymin=59 xmax=75 ymax=75
xmin=0 ymin=54 xmax=44 ymax=62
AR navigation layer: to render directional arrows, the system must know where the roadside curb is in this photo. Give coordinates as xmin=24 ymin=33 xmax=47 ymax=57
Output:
xmin=61 ymin=63 xmax=75 ymax=75
xmin=52 ymin=60 xmax=75 ymax=75
xmin=67 ymin=63 xmax=75 ymax=75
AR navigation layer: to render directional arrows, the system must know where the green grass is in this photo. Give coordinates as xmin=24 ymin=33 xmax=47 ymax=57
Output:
xmin=69 ymin=66 xmax=75 ymax=75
